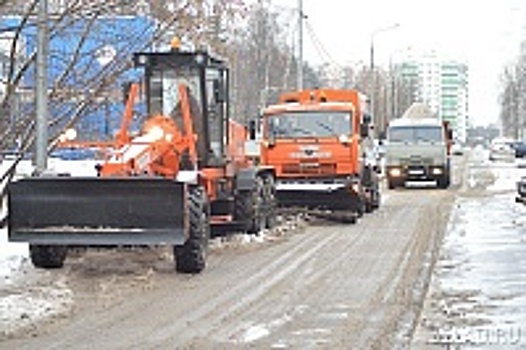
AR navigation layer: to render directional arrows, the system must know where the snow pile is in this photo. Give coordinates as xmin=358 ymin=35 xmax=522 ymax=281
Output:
xmin=0 ymin=278 xmax=73 ymax=339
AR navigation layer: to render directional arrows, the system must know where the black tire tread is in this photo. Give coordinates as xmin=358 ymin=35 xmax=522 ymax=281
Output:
xmin=174 ymin=187 xmax=209 ymax=274
xmin=29 ymin=245 xmax=68 ymax=269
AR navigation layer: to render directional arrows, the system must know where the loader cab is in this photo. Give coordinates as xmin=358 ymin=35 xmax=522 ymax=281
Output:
xmin=133 ymin=50 xmax=229 ymax=167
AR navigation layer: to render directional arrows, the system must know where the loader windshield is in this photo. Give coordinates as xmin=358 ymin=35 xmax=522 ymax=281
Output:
xmin=267 ymin=111 xmax=352 ymax=139
xmin=148 ymin=67 xmax=202 ymax=122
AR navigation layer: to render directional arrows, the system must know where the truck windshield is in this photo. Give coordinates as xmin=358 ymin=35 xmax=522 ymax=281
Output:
xmin=267 ymin=111 xmax=352 ymax=138
xmin=388 ymin=126 xmax=443 ymax=143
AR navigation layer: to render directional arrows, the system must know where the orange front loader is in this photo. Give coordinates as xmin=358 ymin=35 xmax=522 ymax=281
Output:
xmin=7 ymin=48 xmax=275 ymax=273
xmin=258 ymin=89 xmax=381 ymax=221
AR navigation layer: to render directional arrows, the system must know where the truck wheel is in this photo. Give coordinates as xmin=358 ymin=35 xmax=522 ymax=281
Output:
xmin=365 ymin=197 xmax=374 ymax=213
xmin=356 ymin=197 xmax=365 ymax=217
xmin=175 ymin=186 xmax=209 ymax=274
xmin=235 ymin=177 xmax=265 ymax=234
xmin=263 ymin=175 xmax=277 ymax=229
xmin=372 ymin=189 xmax=381 ymax=209
xmin=388 ymin=178 xmax=400 ymax=189
xmin=438 ymin=174 xmax=450 ymax=189
xmin=29 ymin=245 xmax=68 ymax=269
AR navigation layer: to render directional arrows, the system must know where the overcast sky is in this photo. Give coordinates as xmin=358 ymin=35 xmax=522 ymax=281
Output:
xmin=272 ymin=0 xmax=526 ymax=127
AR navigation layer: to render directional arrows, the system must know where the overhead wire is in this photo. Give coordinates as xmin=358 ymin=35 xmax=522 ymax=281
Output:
xmin=304 ymin=19 xmax=345 ymax=74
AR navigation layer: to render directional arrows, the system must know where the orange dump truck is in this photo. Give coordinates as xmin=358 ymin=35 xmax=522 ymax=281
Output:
xmin=257 ymin=89 xmax=381 ymax=221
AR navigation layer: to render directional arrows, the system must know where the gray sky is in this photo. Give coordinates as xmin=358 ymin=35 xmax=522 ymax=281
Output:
xmin=274 ymin=0 xmax=526 ymax=126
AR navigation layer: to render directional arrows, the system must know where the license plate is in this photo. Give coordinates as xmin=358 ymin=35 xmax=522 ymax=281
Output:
xmin=409 ymin=169 xmax=424 ymax=175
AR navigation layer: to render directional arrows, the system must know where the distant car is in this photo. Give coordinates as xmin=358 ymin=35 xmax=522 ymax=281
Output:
xmin=50 ymin=147 xmax=97 ymax=160
xmin=516 ymin=176 xmax=526 ymax=204
xmin=451 ymin=143 xmax=463 ymax=155
xmin=513 ymin=141 xmax=526 ymax=158
xmin=489 ymin=137 xmax=515 ymax=161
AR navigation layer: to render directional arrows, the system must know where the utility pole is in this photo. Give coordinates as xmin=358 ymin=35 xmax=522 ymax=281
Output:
xmin=35 ymin=0 xmax=49 ymax=173
xmin=369 ymin=23 xmax=399 ymax=136
xmin=297 ymin=0 xmax=303 ymax=90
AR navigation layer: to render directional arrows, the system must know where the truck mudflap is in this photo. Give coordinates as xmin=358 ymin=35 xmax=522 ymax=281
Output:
xmin=8 ymin=177 xmax=187 ymax=245
xmin=275 ymin=182 xmax=362 ymax=212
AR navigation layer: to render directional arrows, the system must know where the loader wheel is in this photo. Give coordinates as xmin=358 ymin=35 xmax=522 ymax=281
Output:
xmin=235 ymin=177 xmax=265 ymax=234
xmin=29 ymin=245 xmax=68 ymax=269
xmin=174 ymin=186 xmax=210 ymax=274
xmin=263 ymin=175 xmax=277 ymax=229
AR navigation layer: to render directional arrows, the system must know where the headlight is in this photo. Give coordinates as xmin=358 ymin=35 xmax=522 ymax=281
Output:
xmin=195 ymin=53 xmax=206 ymax=65
xmin=339 ymin=134 xmax=350 ymax=145
xmin=389 ymin=168 xmax=402 ymax=177
xmin=431 ymin=168 xmax=443 ymax=175
xmin=64 ymin=128 xmax=77 ymax=141
xmin=148 ymin=126 xmax=165 ymax=141
xmin=136 ymin=54 xmax=148 ymax=65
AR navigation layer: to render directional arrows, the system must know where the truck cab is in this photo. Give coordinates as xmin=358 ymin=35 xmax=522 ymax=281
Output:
xmin=384 ymin=104 xmax=451 ymax=189
xmin=259 ymin=89 xmax=380 ymax=217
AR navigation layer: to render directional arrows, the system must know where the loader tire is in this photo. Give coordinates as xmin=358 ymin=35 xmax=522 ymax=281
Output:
xmin=29 ymin=245 xmax=68 ymax=269
xmin=174 ymin=187 xmax=209 ymax=274
xmin=235 ymin=177 xmax=265 ymax=234
xmin=262 ymin=175 xmax=277 ymax=229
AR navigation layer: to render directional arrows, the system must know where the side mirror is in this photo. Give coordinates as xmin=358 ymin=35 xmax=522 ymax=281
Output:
xmin=360 ymin=123 xmax=369 ymax=138
xmin=447 ymin=129 xmax=453 ymax=141
xmin=248 ymin=119 xmax=257 ymax=140
xmin=267 ymin=133 xmax=276 ymax=148
xmin=213 ymin=79 xmax=226 ymax=103
xmin=121 ymin=81 xmax=133 ymax=104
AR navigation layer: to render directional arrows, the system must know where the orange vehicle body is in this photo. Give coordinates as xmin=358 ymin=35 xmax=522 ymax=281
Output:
xmin=259 ymin=88 xmax=381 ymax=217
xmin=8 ymin=48 xmax=275 ymax=274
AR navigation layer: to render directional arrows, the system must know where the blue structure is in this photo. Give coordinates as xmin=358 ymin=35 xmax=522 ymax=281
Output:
xmin=0 ymin=15 xmax=155 ymax=139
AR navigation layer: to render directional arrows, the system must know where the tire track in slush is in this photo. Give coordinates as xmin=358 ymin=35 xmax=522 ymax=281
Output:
xmin=145 ymin=226 xmax=357 ymax=347
xmin=9 ymin=224 xmax=335 ymax=350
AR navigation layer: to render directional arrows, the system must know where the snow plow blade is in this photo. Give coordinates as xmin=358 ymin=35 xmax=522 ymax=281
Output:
xmin=276 ymin=183 xmax=361 ymax=211
xmin=7 ymin=177 xmax=187 ymax=245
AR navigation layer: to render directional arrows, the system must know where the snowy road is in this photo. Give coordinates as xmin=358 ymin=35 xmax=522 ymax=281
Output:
xmin=0 ymin=157 xmax=457 ymax=348
xmin=4 ymin=150 xmax=524 ymax=349
xmin=412 ymin=148 xmax=526 ymax=348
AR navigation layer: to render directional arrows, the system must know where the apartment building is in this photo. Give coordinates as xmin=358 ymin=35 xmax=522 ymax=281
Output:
xmin=396 ymin=50 xmax=469 ymax=143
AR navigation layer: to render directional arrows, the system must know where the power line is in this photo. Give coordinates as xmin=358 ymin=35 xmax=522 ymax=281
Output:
xmin=304 ymin=19 xmax=345 ymax=73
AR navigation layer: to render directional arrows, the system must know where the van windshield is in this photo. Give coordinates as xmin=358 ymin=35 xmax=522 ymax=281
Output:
xmin=266 ymin=111 xmax=352 ymax=138
xmin=388 ymin=126 xmax=443 ymax=143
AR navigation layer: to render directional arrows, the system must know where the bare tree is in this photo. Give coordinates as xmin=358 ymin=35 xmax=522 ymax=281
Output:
xmin=499 ymin=38 xmax=526 ymax=138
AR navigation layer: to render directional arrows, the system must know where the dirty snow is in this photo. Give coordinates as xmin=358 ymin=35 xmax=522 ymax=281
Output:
xmin=412 ymin=148 xmax=526 ymax=348
xmin=0 ymin=158 xmax=98 ymax=339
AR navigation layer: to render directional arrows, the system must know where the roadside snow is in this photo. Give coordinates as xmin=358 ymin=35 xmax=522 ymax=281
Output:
xmin=0 ymin=158 xmax=98 ymax=339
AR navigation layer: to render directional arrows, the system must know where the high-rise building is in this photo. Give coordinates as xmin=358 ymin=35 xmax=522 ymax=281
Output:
xmin=395 ymin=50 xmax=469 ymax=143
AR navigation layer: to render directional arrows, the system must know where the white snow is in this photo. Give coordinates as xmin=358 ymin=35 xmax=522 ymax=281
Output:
xmin=0 ymin=158 xmax=97 ymax=338
xmin=0 ymin=158 xmax=100 ymax=279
